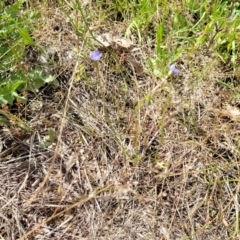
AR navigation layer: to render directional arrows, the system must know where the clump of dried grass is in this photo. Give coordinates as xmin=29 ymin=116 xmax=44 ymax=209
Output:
xmin=0 ymin=1 xmax=240 ymax=240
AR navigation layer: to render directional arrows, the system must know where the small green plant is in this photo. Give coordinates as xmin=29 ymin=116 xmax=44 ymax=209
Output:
xmin=39 ymin=129 xmax=56 ymax=149
xmin=0 ymin=0 xmax=56 ymax=105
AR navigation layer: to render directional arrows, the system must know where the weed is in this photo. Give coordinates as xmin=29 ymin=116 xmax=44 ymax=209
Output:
xmin=0 ymin=1 xmax=56 ymax=106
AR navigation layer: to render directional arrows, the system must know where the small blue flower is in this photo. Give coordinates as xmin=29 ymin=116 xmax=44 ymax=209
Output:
xmin=169 ymin=63 xmax=180 ymax=76
xmin=89 ymin=49 xmax=103 ymax=61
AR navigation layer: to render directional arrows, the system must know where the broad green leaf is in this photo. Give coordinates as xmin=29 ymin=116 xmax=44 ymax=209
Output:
xmin=0 ymin=93 xmax=14 ymax=104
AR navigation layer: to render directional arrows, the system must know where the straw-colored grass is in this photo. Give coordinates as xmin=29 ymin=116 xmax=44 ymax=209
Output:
xmin=0 ymin=0 xmax=240 ymax=239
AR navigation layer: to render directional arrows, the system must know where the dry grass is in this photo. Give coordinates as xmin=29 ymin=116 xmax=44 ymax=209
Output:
xmin=0 ymin=1 xmax=240 ymax=239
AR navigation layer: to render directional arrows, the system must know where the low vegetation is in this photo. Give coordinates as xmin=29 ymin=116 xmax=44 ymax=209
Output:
xmin=0 ymin=0 xmax=240 ymax=239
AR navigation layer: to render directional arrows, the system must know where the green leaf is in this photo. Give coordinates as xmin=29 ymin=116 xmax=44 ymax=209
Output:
xmin=39 ymin=129 xmax=56 ymax=149
xmin=29 ymin=11 xmax=41 ymax=20
xmin=0 ymin=96 xmax=8 ymax=104
xmin=12 ymin=80 xmax=26 ymax=91
xmin=0 ymin=116 xmax=10 ymax=125
xmin=48 ymin=129 xmax=55 ymax=142
xmin=18 ymin=28 xmax=35 ymax=45
xmin=0 ymin=93 xmax=14 ymax=105
xmin=43 ymin=75 xmax=55 ymax=83
xmin=5 ymin=1 xmax=22 ymax=18
xmin=12 ymin=92 xmax=27 ymax=103
xmin=53 ymin=79 xmax=59 ymax=87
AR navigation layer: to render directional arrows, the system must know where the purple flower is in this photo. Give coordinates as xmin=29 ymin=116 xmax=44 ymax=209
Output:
xmin=89 ymin=50 xmax=103 ymax=61
xmin=169 ymin=63 xmax=180 ymax=76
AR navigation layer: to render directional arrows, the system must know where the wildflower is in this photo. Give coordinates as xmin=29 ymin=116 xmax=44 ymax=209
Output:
xmin=89 ymin=49 xmax=102 ymax=61
xmin=169 ymin=63 xmax=180 ymax=76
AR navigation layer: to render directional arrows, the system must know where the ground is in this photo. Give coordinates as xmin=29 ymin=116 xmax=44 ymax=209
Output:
xmin=0 ymin=1 xmax=240 ymax=239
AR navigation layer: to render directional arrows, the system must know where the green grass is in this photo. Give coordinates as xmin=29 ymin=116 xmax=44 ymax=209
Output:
xmin=1 ymin=0 xmax=240 ymax=239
